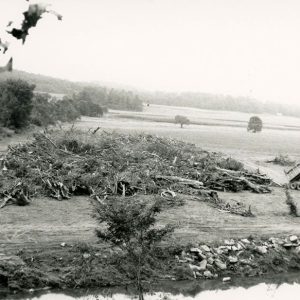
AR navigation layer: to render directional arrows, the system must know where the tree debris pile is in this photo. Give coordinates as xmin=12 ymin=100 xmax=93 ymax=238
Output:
xmin=0 ymin=130 xmax=272 ymax=212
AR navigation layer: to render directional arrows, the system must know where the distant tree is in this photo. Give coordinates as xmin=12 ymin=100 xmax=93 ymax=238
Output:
xmin=30 ymin=93 xmax=56 ymax=127
xmin=174 ymin=115 xmax=190 ymax=128
xmin=75 ymin=99 xmax=104 ymax=117
xmin=53 ymin=97 xmax=80 ymax=122
xmin=95 ymin=196 xmax=174 ymax=300
xmin=247 ymin=116 xmax=263 ymax=133
xmin=0 ymin=79 xmax=35 ymax=128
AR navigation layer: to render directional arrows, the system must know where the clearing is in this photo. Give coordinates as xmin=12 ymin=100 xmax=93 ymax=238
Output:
xmin=1 ymin=105 xmax=300 ymax=251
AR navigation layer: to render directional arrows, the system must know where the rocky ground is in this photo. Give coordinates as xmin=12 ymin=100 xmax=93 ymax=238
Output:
xmin=2 ymin=234 xmax=300 ymax=298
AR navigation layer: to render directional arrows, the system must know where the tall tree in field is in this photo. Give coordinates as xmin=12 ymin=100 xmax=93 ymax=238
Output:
xmin=175 ymin=115 xmax=190 ymax=128
xmin=247 ymin=116 xmax=263 ymax=133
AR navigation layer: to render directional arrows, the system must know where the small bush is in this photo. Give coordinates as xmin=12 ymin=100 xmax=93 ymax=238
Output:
xmin=217 ymin=157 xmax=244 ymax=171
xmin=270 ymin=154 xmax=295 ymax=166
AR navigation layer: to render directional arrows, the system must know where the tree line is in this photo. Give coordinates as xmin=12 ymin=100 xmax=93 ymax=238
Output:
xmin=0 ymin=70 xmax=144 ymax=112
xmin=141 ymin=91 xmax=300 ymax=118
xmin=0 ymin=79 xmax=143 ymax=131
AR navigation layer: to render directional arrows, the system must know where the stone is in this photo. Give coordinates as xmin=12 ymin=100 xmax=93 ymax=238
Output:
xmin=228 ymin=256 xmax=238 ymax=263
xmin=195 ymin=271 xmax=202 ymax=277
xmin=60 ymin=242 xmax=66 ymax=247
xmin=203 ymin=270 xmax=214 ymax=279
xmin=83 ymin=253 xmax=91 ymax=259
xmin=215 ymin=248 xmax=224 ymax=255
xmin=190 ymin=247 xmax=202 ymax=253
xmin=189 ymin=264 xmax=202 ymax=272
xmin=241 ymin=239 xmax=250 ymax=244
xmin=214 ymin=259 xmax=227 ymax=270
xmin=236 ymin=242 xmax=245 ymax=250
xmin=199 ymin=259 xmax=207 ymax=271
xmin=200 ymin=245 xmax=211 ymax=252
xmin=224 ymin=239 xmax=235 ymax=246
xmin=189 ymin=260 xmax=207 ymax=272
xmin=207 ymin=257 xmax=214 ymax=264
xmin=290 ymin=235 xmax=298 ymax=243
xmin=293 ymin=246 xmax=300 ymax=254
xmin=198 ymin=253 xmax=207 ymax=260
xmin=231 ymin=246 xmax=238 ymax=251
xmin=255 ymin=246 xmax=268 ymax=254
xmin=223 ymin=277 xmax=231 ymax=282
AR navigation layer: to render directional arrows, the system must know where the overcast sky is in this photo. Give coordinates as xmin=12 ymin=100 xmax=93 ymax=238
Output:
xmin=0 ymin=0 xmax=300 ymax=104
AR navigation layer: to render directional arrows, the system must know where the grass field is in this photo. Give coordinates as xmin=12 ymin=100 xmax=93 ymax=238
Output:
xmin=74 ymin=105 xmax=300 ymax=184
xmin=76 ymin=105 xmax=300 ymax=160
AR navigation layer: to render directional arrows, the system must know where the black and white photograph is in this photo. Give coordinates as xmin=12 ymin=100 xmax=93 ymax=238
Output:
xmin=1 ymin=0 xmax=300 ymax=299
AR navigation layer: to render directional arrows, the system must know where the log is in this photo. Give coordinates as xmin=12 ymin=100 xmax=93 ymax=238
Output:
xmin=153 ymin=175 xmax=204 ymax=189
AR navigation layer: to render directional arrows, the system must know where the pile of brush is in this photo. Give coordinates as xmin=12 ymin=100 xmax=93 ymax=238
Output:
xmin=0 ymin=129 xmax=272 ymax=215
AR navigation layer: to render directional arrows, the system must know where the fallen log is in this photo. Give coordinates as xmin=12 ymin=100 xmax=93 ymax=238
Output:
xmin=153 ymin=175 xmax=204 ymax=189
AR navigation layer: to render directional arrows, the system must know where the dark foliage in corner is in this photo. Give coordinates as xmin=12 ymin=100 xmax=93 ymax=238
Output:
xmin=0 ymin=79 xmax=35 ymax=128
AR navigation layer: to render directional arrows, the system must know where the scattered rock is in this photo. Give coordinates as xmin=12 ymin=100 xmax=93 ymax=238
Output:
xmin=228 ymin=256 xmax=238 ymax=263
xmin=83 ymin=253 xmax=91 ymax=259
xmin=223 ymin=277 xmax=231 ymax=282
xmin=190 ymin=247 xmax=201 ymax=253
xmin=214 ymin=259 xmax=227 ymax=270
xmin=199 ymin=259 xmax=207 ymax=271
xmin=255 ymin=246 xmax=268 ymax=254
xmin=60 ymin=242 xmax=66 ymax=247
xmin=241 ymin=239 xmax=250 ymax=244
xmin=203 ymin=270 xmax=214 ymax=279
xmin=293 ymin=246 xmax=300 ymax=254
xmin=231 ymin=245 xmax=238 ymax=251
xmin=189 ymin=264 xmax=202 ymax=272
xmin=236 ymin=242 xmax=245 ymax=250
xmin=290 ymin=235 xmax=298 ymax=243
xmin=224 ymin=239 xmax=235 ymax=246
xmin=200 ymin=245 xmax=211 ymax=252
xmin=207 ymin=257 xmax=214 ymax=265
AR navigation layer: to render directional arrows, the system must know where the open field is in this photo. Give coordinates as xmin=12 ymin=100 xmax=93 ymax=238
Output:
xmin=1 ymin=104 xmax=300 ymax=251
xmin=73 ymin=105 xmax=300 ymax=184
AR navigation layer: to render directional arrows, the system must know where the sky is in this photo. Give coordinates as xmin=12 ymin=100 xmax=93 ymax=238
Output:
xmin=0 ymin=0 xmax=300 ymax=104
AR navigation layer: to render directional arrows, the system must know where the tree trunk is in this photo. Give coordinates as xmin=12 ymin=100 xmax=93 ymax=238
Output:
xmin=180 ymin=123 xmax=183 ymax=128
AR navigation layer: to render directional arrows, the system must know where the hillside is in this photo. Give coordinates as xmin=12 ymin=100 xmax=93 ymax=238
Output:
xmin=140 ymin=91 xmax=300 ymax=118
xmin=0 ymin=70 xmax=86 ymax=95
xmin=0 ymin=70 xmax=299 ymax=117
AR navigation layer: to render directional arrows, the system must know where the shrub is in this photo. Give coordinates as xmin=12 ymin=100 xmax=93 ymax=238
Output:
xmin=217 ymin=157 xmax=244 ymax=171
xmin=95 ymin=196 xmax=174 ymax=299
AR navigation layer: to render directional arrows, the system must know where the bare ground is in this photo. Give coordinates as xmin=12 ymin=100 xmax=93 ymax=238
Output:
xmin=1 ymin=188 xmax=300 ymax=252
